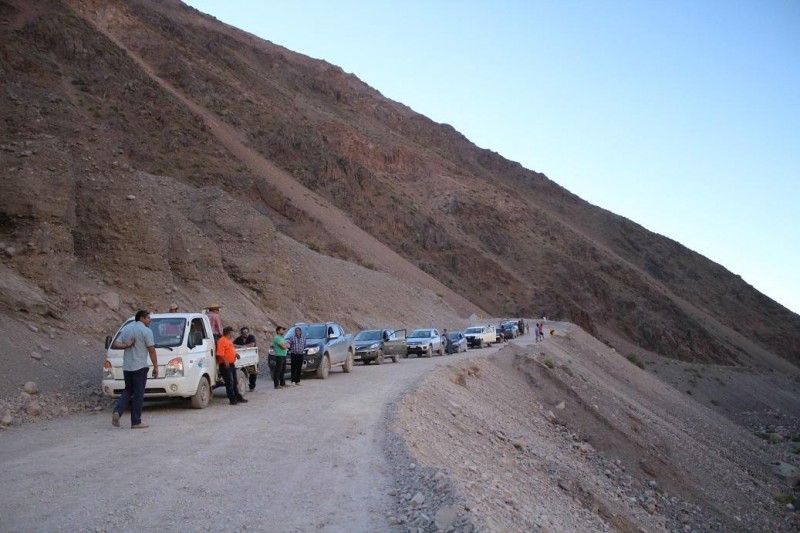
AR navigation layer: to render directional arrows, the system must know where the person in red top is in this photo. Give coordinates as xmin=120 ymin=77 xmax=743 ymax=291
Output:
xmin=207 ymin=304 xmax=224 ymax=340
xmin=216 ymin=326 xmax=248 ymax=405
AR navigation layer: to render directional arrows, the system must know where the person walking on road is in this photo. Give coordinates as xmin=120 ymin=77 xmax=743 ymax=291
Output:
xmin=288 ymin=327 xmax=306 ymax=386
xmin=271 ymin=326 xmax=289 ymax=389
xmin=217 ymin=326 xmax=248 ymax=405
xmin=233 ymin=326 xmax=258 ymax=391
xmin=111 ymin=310 xmax=158 ymax=429
xmin=443 ymin=328 xmax=454 ymax=355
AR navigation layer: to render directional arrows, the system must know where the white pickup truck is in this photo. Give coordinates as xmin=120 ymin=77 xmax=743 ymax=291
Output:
xmin=464 ymin=325 xmax=495 ymax=348
xmin=101 ymin=312 xmax=258 ymax=408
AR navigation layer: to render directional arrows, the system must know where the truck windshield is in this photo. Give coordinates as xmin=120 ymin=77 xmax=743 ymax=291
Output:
xmin=111 ymin=318 xmax=186 ymax=349
xmin=291 ymin=324 xmax=327 ymax=339
xmin=465 ymin=327 xmax=481 ymax=334
xmin=355 ymin=330 xmax=381 ymax=341
xmin=151 ymin=318 xmax=186 ymax=348
xmin=409 ymin=330 xmax=430 ymax=338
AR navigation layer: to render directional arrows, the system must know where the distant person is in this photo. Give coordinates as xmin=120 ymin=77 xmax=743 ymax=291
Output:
xmin=233 ymin=326 xmax=258 ymax=391
xmin=517 ymin=319 xmax=525 ymax=336
xmin=216 ymin=326 xmax=248 ymax=405
xmin=534 ymin=322 xmax=541 ymax=342
xmin=162 ymin=304 xmax=182 ymax=336
xmin=288 ymin=327 xmax=307 ymax=386
xmin=539 ymin=322 xmax=544 ymax=341
xmin=271 ymin=326 xmax=290 ymax=389
xmin=111 ymin=310 xmax=158 ymax=429
xmin=443 ymin=328 xmax=453 ymax=355
xmin=207 ymin=304 xmax=224 ymax=341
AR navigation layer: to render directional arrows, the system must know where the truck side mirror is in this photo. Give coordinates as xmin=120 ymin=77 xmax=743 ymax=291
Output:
xmin=104 ymin=335 xmax=112 ymax=350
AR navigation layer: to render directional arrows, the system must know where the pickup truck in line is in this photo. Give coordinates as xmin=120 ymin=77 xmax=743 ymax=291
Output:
xmin=101 ymin=312 xmax=258 ymax=408
xmin=269 ymin=322 xmax=355 ymax=379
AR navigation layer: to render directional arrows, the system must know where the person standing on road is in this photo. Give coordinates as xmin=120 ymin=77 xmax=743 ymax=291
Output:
xmin=443 ymin=328 xmax=453 ymax=355
xmin=217 ymin=326 xmax=248 ymax=405
xmin=271 ymin=326 xmax=289 ymax=389
xmin=111 ymin=310 xmax=158 ymax=429
xmin=207 ymin=304 xmax=224 ymax=341
xmin=288 ymin=327 xmax=306 ymax=386
xmin=538 ymin=322 xmax=544 ymax=341
xmin=233 ymin=326 xmax=258 ymax=391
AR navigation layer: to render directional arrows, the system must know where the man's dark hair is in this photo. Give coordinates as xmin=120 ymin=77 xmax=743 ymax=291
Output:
xmin=135 ymin=310 xmax=149 ymax=322
xmin=275 ymin=326 xmax=285 ymax=333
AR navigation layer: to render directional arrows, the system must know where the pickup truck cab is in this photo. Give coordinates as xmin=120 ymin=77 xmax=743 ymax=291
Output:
xmin=406 ymin=328 xmax=444 ymax=357
xmin=464 ymin=325 xmax=495 ymax=348
xmin=269 ymin=322 xmax=355 ymax=379
xmin=101 ymin=312 xmax=258 ymax=408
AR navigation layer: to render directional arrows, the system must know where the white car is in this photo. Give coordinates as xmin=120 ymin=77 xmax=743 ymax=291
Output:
xmin=405 ymin=328 xmax=444 ymax=357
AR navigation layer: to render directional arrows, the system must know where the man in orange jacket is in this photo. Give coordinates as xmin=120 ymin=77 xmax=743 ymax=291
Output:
xmin=216 ymin=326 xmax=248 ymax=405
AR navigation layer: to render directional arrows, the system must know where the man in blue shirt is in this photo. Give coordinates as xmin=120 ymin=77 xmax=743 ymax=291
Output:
xmin=111 ymin=310 xmax=158 ymax=429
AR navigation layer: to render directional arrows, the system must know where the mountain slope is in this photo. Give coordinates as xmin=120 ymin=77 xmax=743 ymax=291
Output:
xmin=1 ymin=0 xmax=798 ymax=379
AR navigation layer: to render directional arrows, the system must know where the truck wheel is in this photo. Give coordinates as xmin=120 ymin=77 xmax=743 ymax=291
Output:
xmin=375 ymin=349 xmax=384 ymax=365
xmin=392 ymin=354 xmax=399 ymax=363
xmin=237 ymin=369 xmax=248 ymax=397
xmin=316 ymin=355 xmax=330 ymax=379
xmin=425 ymin=345 xmax=432 ymax=358
xmin=190 ymin=377 xmax=211 ymax=409
xmin=342 ymin=351 xmax=354 ymax=373
xmin=478 ymin=339 xmax=483 ymax=349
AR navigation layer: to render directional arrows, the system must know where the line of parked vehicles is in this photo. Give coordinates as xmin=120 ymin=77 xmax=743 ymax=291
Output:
xmin=100 ymin=312 xmax=528 ymax=410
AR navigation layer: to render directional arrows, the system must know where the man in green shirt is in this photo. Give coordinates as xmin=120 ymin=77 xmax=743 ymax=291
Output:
xmin=271 ymin=326 xmax=289 ymax=389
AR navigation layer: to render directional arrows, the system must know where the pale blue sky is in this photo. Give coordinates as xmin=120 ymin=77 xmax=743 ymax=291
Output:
xmin=185 ymin=0 xmax=800 ymax=314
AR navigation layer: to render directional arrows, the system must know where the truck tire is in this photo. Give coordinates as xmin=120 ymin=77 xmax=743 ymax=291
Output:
xmin=375 ymin=349 xmax=384 ymax=365
xmin=437 ymin=345 xmax=444 ymax=356
xmin=425 ymin=345 xmax=432 ymax=358
xmin=478 ymin=339 xmax=483 ymax=349
xmin=190 ymin=376 xmax=211 ymax=409
xmin=316 ymin=355 xmax=330 ymax=379
xmin=392 ymin=354 xmax=399 ymax=363
xmin=342 ymin=351 xmax=354 ymax=373
xmin=236 ymin=369 xmax=248 ymax=397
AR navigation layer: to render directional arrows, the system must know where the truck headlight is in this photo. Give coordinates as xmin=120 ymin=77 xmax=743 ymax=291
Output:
xmin=165 ymin=357 xmax=184 ymax=377
xmin=369 ymin=343 xmax=380 ymax=350
xmin=306 ymin=346 xmax=319 ymax=355
xmin=102 ymin=360 xmax=113 ymax=380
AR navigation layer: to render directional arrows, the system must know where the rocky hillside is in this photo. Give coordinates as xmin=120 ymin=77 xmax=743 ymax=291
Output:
xmin=1 ymin=0 xmax=798 ymax=403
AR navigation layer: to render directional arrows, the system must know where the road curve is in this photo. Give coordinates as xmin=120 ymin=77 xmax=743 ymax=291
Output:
xmin=0 ymin=333 xmax=529 ymax=532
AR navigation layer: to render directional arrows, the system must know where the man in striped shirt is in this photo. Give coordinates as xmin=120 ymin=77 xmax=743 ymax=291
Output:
xmin=288 ymin=327 xmax=306 ymax=386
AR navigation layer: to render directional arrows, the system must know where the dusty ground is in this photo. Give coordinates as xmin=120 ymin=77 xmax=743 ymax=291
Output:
xmin=2 ymin=324 xmax=798 ymax=532
xmin=393 ymin=323 xmax=800 ymax=532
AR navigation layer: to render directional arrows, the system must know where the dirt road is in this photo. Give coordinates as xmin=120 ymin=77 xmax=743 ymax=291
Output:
xmin=0 ymin=337 xmax=513 ymax=532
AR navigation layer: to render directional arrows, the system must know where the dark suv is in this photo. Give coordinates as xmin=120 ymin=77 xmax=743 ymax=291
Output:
xmin=354 ymin=328 xmax=406 ymax=365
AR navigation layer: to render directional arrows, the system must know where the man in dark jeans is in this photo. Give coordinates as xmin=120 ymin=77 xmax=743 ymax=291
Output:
xmin=233 ymin=326 xmax=258 ymax=390
xmin=217 ymin=326 xmax=248 ymax=405
xmin=271 ymin=326 xmax=289 ymax=389
xmin=111 ymin=310 xmax=158 ymax=429
xmin=288 ymin=327 xmax=306 ymax=386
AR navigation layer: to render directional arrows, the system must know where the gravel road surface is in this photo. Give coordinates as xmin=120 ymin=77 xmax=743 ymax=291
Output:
xmin=0 ymin=339 xmax=509 ymax=532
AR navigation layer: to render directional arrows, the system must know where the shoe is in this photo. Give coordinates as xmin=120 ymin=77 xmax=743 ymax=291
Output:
xmin=131 ymin=423 xmax=149 ymax=429
xmin=112 ymin=412 xmax=120 ymax=428
xmin=280 ymin=384 xmax=287 ymax=388
xmin=236 ymin=397 xmax=248 ymax=403
xmin=249 ymin=386 xmax=256 ymax=391
xmin=230 ymin=399 xmax=238 ymax=405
